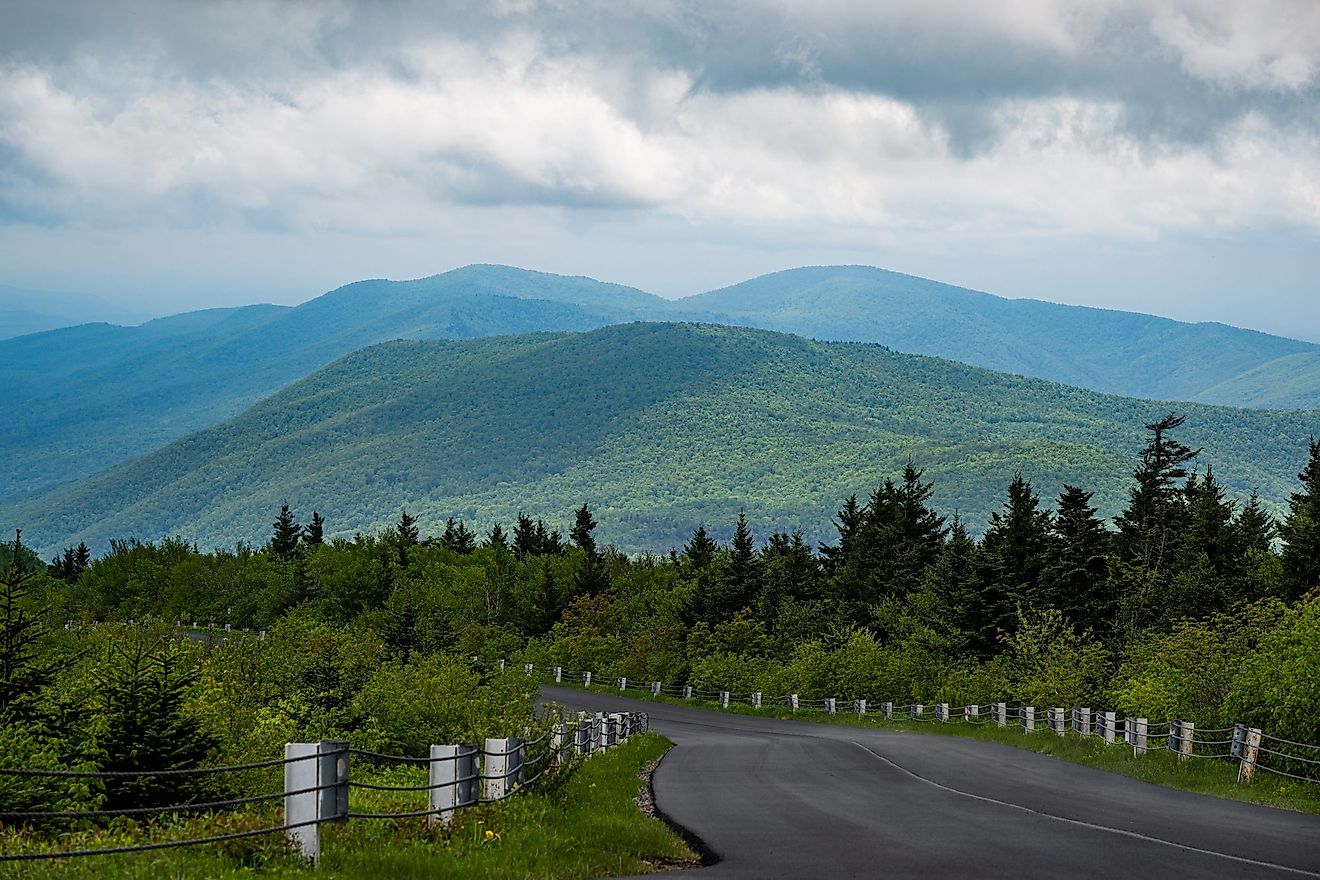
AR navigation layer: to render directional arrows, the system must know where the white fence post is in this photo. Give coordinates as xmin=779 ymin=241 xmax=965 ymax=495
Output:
xmin=498 ymin=659 xmax=505 ymax=671
xmin=284 ymin=740 xmax=348 ymax=864
xmin=996 ymin=703 xmax=1007 ymax=727
xmin=684 ymin=684 xmax=694 ymax=700
xmin=967 ymin=705 xmax=979 ymax=723
xmin=882 ymin=701 xmax=893 ymax=719
xmin=1052 ymin=708 xmax=1065 ymax=736
xmin=550 ymin=723 xmax=569 ymax=769
xmin=429 ymin=744 xmax=478 ymax=826
xmin=720 ymin=691 xmax=731 ymax=709
xmin=596 ymin=713 xmax=613 ymax=750
xmin=1101 ymin=712 xmax=1115 ymax=745
xmin=790 ymin=693 xmax=799 ymax=711
xmin=857 ymin=699 xmax=867 ymax=715
xmin=583 ymin=671 xmax=592 ymax=688
xmin=826 ymin=698 xmax=836 ymax=715
xmin=912 ymin=704 xmax=924 ymax=720
xmin=483 ymin=737 xmax=524 ymax=801
xmin=1022 ymin=707 xmax=1035 ymax=732
xmin=619 ymin=676 xmax=628 ymax=691
xmin=1238 ymin=727 xmax=1262 ymax=782
xmin=575 ymin=716 xmax=592 ymax=755
xmin=753 ymin=692 xmax=763 ymax=709
xmin=652 ymin=681 xmax=662 ymax=696
xmin=1133 ymin=718 xmax=1148 ymax=756
xmin=1079 ymin=708 xmax=1092 ymax=737
xmin=524 ymin=662 xmax=533 ymax=675
xmin=937 ymin=703 xmax=950 ymax=722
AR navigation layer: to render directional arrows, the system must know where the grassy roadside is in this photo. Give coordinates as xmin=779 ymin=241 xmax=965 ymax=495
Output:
xmin=1 ymin=732 xmax=695 ymax=880
xmin=555 ymin=682 xmax=1320 ymax=815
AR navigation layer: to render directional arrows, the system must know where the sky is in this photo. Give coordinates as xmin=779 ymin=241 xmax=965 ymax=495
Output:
xmin=1 ymin=1 xmax=1319 ymax=338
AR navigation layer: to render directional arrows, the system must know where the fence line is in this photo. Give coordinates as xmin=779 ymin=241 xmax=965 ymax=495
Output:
xmin=525 ymin=660 xmax=1320 ymax=790
xmin=0 ymin=709 xmax=649 ymax=865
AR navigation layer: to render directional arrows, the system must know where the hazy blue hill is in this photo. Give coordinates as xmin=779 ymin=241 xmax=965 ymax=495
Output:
xmin=1190 ymin=352 xmax=1320 ymax=410
xmin=679 ymin=266 xmax=1318 ymax=402
xmin=7 ymin=322 xmax=1316 ymax=558
xmin=0 ymin=266 xmax=669 ymax=500
xmin=0 ymin=284 xmax=153 ymax=340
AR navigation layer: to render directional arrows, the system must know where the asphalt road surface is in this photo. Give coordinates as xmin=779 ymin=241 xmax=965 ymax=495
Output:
xmin=541 ymin=685 xmax=1320 ymax=879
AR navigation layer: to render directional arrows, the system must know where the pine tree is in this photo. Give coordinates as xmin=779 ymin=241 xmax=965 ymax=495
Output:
xmin=570 ymin=504 xmax=610 ymax=596
xmin=922 ymin=514 xmax=983 ymax=652
xmin=818 ymin=495 xmax=863 ymax=574
xmin=727 ymin=512 xmax=762 ymax=610
xmin=978 ymin=473 xmax=1055 ymax=632
xmin=1178 ymin=466 xmax=1237 ymax=577
xmin=512 ymin=513 xmax=538 ymax=560
xmin=485 ymin=522 xmax=509 ymax=551
xmin=96 ymin=640 xmax=221 ymax=810
xmin=1281 ymin=437 xmax=1320 ymax=598
xmin=1234 ymin=491 xmax=1276 ymax=557
xmin=1113 ymin=413 xmax=1199 ymax=572
xmin=0 ymin=531 xmax=59 ymax=724
xmin=74 ymin=541 xmax=91 ymax=573
xmin=397 ymin=511 xmax=420 ymax=546
xmin=269 ymin=505 xmax=301 ymax=560
xmin=441 ymin=518 xmax=476 ymax=554
xmin=303 ymin=511 xmax=326 ymax=546
xmin=683 ymin=526 xmax=718 ymax=570
xmin=1042 ymin=485 xmax=1113 ymax=633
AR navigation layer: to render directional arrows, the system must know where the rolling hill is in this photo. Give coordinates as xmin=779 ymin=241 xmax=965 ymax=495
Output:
xmin=0 ymin=284 xmax=153 ymax=340
xmin=5 ymin=263 xmax=1318 ymax=502
xmin=1 ymin=265 xmax=667 ymax=499
xmin=6 ymin=323 xmax=1317 ymax=557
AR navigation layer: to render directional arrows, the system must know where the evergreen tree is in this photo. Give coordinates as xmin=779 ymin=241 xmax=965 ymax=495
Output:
xmin=441 ymin=518 xmax=476 ymax=554
xmin=1042 ymin=485 xmax=1113 ymax=633
xmin=725 ymin=511 xmax=763 ymax=613
xmin=303 ymin=511 xmax=326 ymax=546
xmin=0 ymin=531 xmax=59 ymax=724
xmin=74 ymin=541 xmax=91 ymax=572
xmin=485 ymin=522 xmax=509 ymax=551
xmin=397 ymin=511 xmax=420 ymax=546
xmin=1281 ymin=437 xmax=1320 ymax=598
xmin=513 ymin=513 xmax=538 ymax=560
xmin=978 ymin=473 xmax=1055 ymax=632
xmin=818 ymin=495 xmax=862 ymax=574
xmin=1178 ymin=466 xmax=1237 ymax=578
xmin=96 ymin=640 xmax=221 ymax=810
xmin=1113 ymin=413 xmax=1199 ymax=572
xmin=570 ymin=504 xmax=610 ymax=596
xmin=921 ymin=514 xmax=983 ymax=653
xmin=682 ymin=525 xmax=718 ymax=570
xmin=269 ymin=505 xmax=301 ymax=560
xmin=1234 ymin=491 xmax=1276 ymax=557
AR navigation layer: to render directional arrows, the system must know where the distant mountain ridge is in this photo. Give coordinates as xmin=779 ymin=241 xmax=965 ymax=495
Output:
xmin=3 ymin=263 xmax=1318 ymax=503
xmin=5 ymin=322 xmax=1316 ymax=558
xmin=0 ymin=284 xmax=154 ymax=340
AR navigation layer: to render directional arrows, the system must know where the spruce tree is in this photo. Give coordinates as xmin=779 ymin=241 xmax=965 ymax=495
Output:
xmin=512 ymin=513 xmax=537 ymax=560
xmin=1042 ymin=485 xmax=1113 ymax=633
xmin=683 ymin=526 xmax=718 ymax=570
xmin=570 ymin=504 xmax=610 ymax=596
xmin=570 ymin=504 xmax=598 ymax=554
xmin=1281 ymin=437 xmax=1320 ymax=598
xmin=303 ymin=511 xmax=326 ymax=546
xmin=1113 ymin=413 xmax=1199 ymax=572
xmin=397 ymin=511 xmax=420 ymax=546
xmin=74 ymin=541 xmax=91 ymax=574
xmin=441 ymin=518 xmax=476 ymax=554
xmin=1234 ymin=491 xmax=1276 ymax=557
xmin=0 ymin=531 xmax=59 ymax=724
xmin=96 ymin=641 xmax=220 ymax=810
xmin=725 ymin=511 xmax=763 ymax=614
xmin=485 ymin=522 xmax=509 ymax=551
xmin=1178 ymin=466 xmax=1237 ymax=578
xmin=978 ymin=473 xmax=1055 ymax=631
xmin=269 ymin=505 xmax=301 ymax=560
xmin=923 ymin=515 xmax=983 ymax=653
xmin=818 ymin=495 xmax=862 ymax=574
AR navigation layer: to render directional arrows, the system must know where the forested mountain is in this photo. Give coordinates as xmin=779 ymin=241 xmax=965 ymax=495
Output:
xmin=7 ymin=322 xmax=1317 ymax=557
xmin=684 ymin=266 xmax=1318 ymax=404
xmin=4 ymin=263 xmax=1318 ymax=502
xmin=0 ymin=284 xmax=152 ymax=340
xmin=0 ymin=265 xmax=666 ymax=499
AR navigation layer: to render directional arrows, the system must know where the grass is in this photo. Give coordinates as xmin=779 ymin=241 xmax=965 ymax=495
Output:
xmin=0 ymin=732 xmax=694 ymax=879
xmin=559 ymin=682 xmax=1320 ymax=815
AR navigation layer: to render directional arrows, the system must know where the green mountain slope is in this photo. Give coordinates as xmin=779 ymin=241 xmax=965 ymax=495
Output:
xmin=1191 ymin=351 xmax=1320 ymax=409
xmin=681 ymin=265 xmax=1317 ymax=402
xmin=0 ymin=265 xmax=667 ymax=499
xmin=7 ymin=323 xmax=1317 ymax=557
xmin=0 ymin=284 xmax=153 ymax=340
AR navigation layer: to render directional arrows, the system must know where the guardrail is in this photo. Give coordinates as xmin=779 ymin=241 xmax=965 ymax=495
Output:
xmin=526 ymin=661 xmax=1320 ymax=789
xmin=0 ymin=710 xmax=648 ymax=865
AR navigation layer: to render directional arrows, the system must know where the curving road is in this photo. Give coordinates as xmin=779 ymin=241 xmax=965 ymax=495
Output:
xmin=541 ymin=685 xmax=1320 ymax=879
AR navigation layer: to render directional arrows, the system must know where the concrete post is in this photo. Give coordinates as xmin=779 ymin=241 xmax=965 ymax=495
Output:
xmin=1238 ymin=728 xmax=1262 ymax=782
xmin=524 ymin=662 xmax=533 ymax=675
xmin=1179 ymin=722 xmax=1194 ymax=761
xmin=619 ymin=676 xmax=628 ymax=691
xmin=1052 ymin=708 xmax=1066 ymax=736
xmin=498 ymin=659 xmax=505 ymax=671
xmin=1133 ymin=718 xmax=1148 ymax=756
xmin=684 ymin=684 xmax=694 ymax=700
xmin=429 ymin=744 xmax=478 ymax=826
xmin=554 ymin=666 xmax=563 ymax=683
xmin=720 ymin=691 xmax=731 ymax=708
xmin=550 ymin=723 xmax=569 ymax=768
xmin=597 ymin=713 xmax=614 ymax=750
xmin=826 ymin=698 xmax=836 ymax=715
xmin=967 ymin=705 xmax=979 ymax=723
xmin=996 ymin=703 xmax=1008 ymax=728
xmin=1101 ymin=712 xmax=1116 ymax=745
xmin=1022 ymin=707 xmax=1035 ymax=732
xmin=857 ymin=699 xmax=867 ymax=715
xmin=753 ymin=692 xmax=763 ymax=709
xmin=938 ymin=703 xmax=950 ymax=722
xmin=790 ymin=693 xmax=799 ymax=711
xmin=583 ymin=671 xmax=592 ymax=688
xmin=575 ymin=717 xmax=591 ymax=756
xmin=652 ymin=681 xmax=662 ymax=696
xmin=1079 ymin=708 xmax=1092 ymax=737
xmin=482 ymin=737 xmax=524 ymax=801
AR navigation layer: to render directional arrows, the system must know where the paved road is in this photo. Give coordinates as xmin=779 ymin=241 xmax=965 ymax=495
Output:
xmin=541 ymin=686 xmax=1320 ymax=879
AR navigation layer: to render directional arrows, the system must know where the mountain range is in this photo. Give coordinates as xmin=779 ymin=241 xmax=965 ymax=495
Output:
xmin=5 ymin=322 xmax=1317 ymax=557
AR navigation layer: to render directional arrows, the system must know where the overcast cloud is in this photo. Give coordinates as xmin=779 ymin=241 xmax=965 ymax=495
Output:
xmin=1 ymin=1 xmax=1318 ymax=337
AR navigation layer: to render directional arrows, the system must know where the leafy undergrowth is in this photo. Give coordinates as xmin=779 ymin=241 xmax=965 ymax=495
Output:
xmin=0 ymin=732 xmax=693 ymax=879
xmin=566 ymin=682 xmax=1320 ymax=815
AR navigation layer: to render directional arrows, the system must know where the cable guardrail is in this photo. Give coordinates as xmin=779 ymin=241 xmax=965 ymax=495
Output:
xmin=528 ymin=657 xmax=1320 ymax=792
xmin=0 ymin=698 xmax=650 ymax=865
